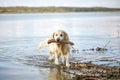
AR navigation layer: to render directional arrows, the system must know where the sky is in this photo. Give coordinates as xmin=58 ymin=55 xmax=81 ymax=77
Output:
xmin=0 ymin=0 xmax=120 ymax=8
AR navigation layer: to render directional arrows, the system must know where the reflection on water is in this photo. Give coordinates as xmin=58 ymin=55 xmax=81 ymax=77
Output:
xmin=0 ymin=12 xmax=120 ymax=80
xmin=45 ymin=68 xmax=71 ymax=80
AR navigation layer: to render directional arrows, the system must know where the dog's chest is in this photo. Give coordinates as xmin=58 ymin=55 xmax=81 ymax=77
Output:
xmin=56 ymin=44 xmax=69 ymax=55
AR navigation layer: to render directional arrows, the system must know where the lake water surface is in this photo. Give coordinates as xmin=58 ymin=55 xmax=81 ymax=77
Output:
xmin=0 ymin=12 xmax=120 ymax=80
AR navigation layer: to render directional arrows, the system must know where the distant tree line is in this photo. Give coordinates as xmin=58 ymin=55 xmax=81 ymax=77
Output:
xmin=0 ymin=6 xmax=120 ymax=13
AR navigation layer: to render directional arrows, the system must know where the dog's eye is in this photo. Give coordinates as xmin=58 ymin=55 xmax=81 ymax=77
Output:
xmin=60 ymin=34 xmax=63 ymax=37
xmin=56 ymin=34 xmax=58 ymax=36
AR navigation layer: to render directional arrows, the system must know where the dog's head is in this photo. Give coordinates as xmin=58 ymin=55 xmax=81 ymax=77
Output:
xmin=52 ymin=30 xmax=69 ymax=42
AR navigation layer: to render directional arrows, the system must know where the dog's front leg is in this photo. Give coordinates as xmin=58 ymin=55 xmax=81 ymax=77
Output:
xmin=54 ymin=52 xmax=59 ymax=65
xmin=65 ymin=53 xmax=70 ymax=67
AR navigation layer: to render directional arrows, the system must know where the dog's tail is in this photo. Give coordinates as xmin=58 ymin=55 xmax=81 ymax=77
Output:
xmin=38 ymin=40 xmax=48 ymax=53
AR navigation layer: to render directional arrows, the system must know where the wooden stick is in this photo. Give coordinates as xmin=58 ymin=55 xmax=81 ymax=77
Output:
xmin=48 ymin=39 xmax=74 ymax=45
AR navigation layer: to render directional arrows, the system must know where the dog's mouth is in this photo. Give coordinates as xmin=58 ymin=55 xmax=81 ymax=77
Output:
xmin=57 ymin=41 xmax=61 ymax=44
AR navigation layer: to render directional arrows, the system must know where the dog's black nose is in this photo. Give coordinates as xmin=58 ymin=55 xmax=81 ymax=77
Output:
xmin=57 ymin=38 xmax=60 ymax=42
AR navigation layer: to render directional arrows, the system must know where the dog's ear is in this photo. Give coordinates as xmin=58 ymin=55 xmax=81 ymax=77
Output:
xmin=64 ymin=31 xmax=69 ymax=40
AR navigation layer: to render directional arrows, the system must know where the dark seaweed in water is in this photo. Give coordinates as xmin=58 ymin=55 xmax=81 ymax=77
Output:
xmin=82 ymin=47 xmax=108 ymax=52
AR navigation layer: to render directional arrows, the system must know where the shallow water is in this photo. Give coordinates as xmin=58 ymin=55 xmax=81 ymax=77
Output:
xmin=0 ymin=12 xmax=120 ymax=80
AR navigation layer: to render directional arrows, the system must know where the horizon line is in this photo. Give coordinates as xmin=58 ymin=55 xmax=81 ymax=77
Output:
xmin=0 ymin=6 xmax=120 ymax=9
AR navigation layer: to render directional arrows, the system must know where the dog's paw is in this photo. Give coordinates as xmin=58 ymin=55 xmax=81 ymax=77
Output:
xmin=66 ymin=63 xmax=70 ymax=68
xmin=48 ymin=58 xmax=54 ymax=64
xmin=54 ymin=60 xmax=59 ymax=65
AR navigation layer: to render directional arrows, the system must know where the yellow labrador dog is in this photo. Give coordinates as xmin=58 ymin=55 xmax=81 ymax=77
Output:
xmin=38 ymin=30 xmax=73 ymax=67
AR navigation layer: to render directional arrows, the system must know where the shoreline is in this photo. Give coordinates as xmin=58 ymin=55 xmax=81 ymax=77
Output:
xmin=0 ymin=6 xmax=120 ymax=14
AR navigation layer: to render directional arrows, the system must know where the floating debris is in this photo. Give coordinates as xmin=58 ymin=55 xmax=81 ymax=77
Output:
xmin=82 ymin=47 xmax=108 ymax=52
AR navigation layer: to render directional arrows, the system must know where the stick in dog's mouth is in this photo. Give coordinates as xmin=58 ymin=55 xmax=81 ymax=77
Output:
xmin=47 ymin=39 xmax=74 ymax=45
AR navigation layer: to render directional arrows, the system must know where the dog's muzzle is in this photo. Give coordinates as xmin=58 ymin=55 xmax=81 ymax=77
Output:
xmin=57 ymin=38 xmax=60 ymax=42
